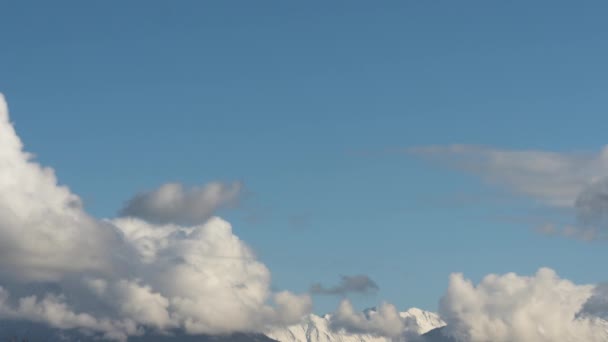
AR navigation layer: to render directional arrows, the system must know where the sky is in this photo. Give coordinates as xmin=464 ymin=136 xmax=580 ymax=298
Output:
xmin=1 ymin=0 xmax=608 ymax=331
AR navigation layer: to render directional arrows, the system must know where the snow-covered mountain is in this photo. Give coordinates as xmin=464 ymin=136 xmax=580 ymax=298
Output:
xmin=0 ymin=320 xmax=280 ymax=342
xmin=399 ymin=308 xmax=446 ymax=336
xmin=266 ymin=308 xmax=445 ymax=342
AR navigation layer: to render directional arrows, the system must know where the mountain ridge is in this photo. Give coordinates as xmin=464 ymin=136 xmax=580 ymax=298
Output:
xmin=266 ymin=307 xmax=445 ymax=342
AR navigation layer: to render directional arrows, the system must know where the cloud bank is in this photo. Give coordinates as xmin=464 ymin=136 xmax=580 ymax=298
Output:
xmin=310 ymin=275 xmax=379 ymax=296
xmin=0 ymin=94 xmax=311 ymax=340
xmin=324 ymin=268 xmax=608 ymax=342
xmin=409 ymin=144 xmax=608 ymax=240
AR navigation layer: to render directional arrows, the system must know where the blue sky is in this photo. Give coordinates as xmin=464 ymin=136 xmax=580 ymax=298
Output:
xmin=1 ymin=1 xmax=608 ymax=315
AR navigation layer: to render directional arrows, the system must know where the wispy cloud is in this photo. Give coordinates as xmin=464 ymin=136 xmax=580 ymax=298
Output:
xmin=310 ymin=275 xmax=379 ymax=296
xmin=409 ymin=144 xmax=608 ymax=240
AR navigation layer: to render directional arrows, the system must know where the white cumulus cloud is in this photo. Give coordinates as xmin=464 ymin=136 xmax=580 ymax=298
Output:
xmin=0 ymin=94 xmax=310 ymax=340
xmin=438 ymin=268 xmax=608 ymax=342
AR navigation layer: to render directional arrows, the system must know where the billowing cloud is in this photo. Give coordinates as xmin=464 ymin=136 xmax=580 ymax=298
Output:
xmin=409 ymin=144 xmax=608 ymax=240
xmin=0 ymin=95 xmax=129 ymax=283
xmin=310 ymin=275 xmax=379 ymax=296
xmin=438 ymin=268 xmax=608 ymax=342
xmin=0 ymin=94 xmax=310 ymax=340
xmin=109 ymin=216 xmax=312 ymax=336
xmin=119 ymin=181 xmax=242 ymax=225
xmin=329 ymin=300 xmax=405 ymax=338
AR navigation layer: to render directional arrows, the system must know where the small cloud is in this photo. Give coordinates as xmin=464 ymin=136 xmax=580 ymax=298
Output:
xmin=119 ymin=181 xmax=242 ymax=225
xmin=310 ymin=275 xmax=379 ymax=296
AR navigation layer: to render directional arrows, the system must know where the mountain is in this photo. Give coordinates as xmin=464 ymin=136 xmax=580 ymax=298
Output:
xmin=0 ymin=310 xmax=455 ymax=342
xmin=398 ymin=308 xmax=446 ymax=337
xmin=0 ymin=320 xmax=278 ymax=342
xmin=418 ymin=327 xmax=456 ymax=342
xmin=265 ymin=308 xmax=445 ymax=342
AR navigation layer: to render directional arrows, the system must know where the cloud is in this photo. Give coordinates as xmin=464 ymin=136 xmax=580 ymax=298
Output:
xmin=119 ymin=182 xmax=242 ymax=225
xmin=572 ymin=179 xmax=608 ymax=239
xmin=0 ymin=94 xmax=127 ymax=283
xmin=438 ymin=268 xmax=608 ymax=342
xmin=310 ymin=275 xmax=379 ymax=296
xmin=329 ymin=300 xmax=405 ymax=338
xmin=0 ymin=287 xmax=139 ymax=341
xmin=0 ymin=94 xmax=310 ymax=340
xmin=409 ymin=144 xmax=608 ymax=240
xmin=409 ymin=144 xmax=608 ymax=207
xmin=579 ymin=283 xmax=608 ymax=319
xmin=109 ymin=216 xmax=312 ymax=336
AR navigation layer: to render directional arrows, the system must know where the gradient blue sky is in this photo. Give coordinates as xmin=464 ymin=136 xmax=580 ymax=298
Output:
xmin=1 ymin=1 xmax=608 ymax=314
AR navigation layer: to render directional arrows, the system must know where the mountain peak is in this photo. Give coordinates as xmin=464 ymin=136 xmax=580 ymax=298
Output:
xmin=265 ymin=308 xmax=445 ymax=342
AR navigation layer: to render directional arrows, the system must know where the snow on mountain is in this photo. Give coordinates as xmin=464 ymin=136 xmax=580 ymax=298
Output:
xmin=399 ymin=308 xmax=446 ymax=336
xmin=266 ymin=308 xmax=445 ymax=342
